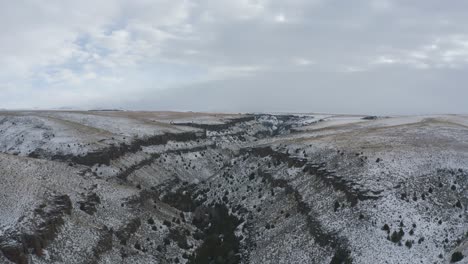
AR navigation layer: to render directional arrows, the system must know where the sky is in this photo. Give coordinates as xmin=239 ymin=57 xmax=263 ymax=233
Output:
xmin=1 ymin=0 xmax=468 ymax=114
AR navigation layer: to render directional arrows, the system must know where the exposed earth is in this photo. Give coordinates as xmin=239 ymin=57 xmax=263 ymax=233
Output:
xmin=0 ymin=110 xmax=467 ymax=264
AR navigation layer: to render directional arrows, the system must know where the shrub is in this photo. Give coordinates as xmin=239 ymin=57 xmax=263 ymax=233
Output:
xmin=382 ymin=224 xmax=390 ymax=233
xmin=451 ymin=252 xmax=464 ymax=262
xmin=390 ymin=229 xmax=404 ymax=243
xmin=405 ymin=240 xmax=413 ymax=249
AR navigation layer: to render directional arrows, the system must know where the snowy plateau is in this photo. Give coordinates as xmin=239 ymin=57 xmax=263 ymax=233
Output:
xmin=0 ymin=111 xmax=466 ymax=264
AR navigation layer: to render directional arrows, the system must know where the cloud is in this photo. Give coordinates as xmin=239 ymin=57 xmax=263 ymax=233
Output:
xmin=0 ymin=0 xmax=468 ymax=113
xmin=274 ymin=14 xmax=286 ymax=23
xmin=142 ymin=67 xmax=468 ymax=115
xmin=293 ymin=58 xmax=314 ymax=66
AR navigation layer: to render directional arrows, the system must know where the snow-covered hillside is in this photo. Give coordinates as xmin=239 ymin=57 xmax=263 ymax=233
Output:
xmin=0 ymin=111 xmax=466 ymax=264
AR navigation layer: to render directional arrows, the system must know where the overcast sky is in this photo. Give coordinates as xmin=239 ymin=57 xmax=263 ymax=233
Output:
xmin=1 ymin=0 xmax=468 ymax=114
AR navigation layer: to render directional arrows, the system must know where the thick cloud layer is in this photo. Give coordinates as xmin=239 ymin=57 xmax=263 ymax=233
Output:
xmin=1 ymin=0 xmax=467 ymax=114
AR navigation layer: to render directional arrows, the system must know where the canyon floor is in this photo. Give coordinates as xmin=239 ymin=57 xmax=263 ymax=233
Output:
xmin=0 ymin=111 xmax=467 ymax=264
